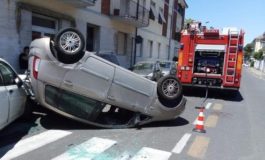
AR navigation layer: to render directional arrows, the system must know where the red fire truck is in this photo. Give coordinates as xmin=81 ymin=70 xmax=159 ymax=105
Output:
xmin=177 ymin=23 xmax=244 ymax=90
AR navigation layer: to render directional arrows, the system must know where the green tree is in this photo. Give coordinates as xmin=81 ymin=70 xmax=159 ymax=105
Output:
xmin=184 ymin=18 xmax=195 ymax=29
xmin=243 ymin=43 xmax=254 ymax=60
xmin=253 ymin=49 xmax=264 ymax=60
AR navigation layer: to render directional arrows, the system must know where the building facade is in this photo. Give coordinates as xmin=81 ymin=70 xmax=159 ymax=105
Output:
xmin=136 ymin=0 xmax=187 ymax=62
xmin=254 ymin=33 xmax=265 ymax=52
xmin=253 ymin=33 xmax=265 ymax=72
xmin=0 ymin=0 xmax=187 ymax=71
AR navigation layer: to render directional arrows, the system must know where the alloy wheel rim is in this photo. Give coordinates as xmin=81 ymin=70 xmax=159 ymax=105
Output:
xmin=162 ymin=79 xmax=179 ymax=97
xmin=60 ymin=31 xmax=81 ymax=54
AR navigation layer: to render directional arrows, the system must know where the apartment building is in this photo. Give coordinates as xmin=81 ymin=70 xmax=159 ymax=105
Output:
xmin=0 ymin=0 xmax=187 ymax=71
xmin=136 ymin=0 xmax=188 ymax=62
xmin=253 ymin=32 xmax=265 ymax=72
xmin=254 ymin=32 xmax=265 ymax=52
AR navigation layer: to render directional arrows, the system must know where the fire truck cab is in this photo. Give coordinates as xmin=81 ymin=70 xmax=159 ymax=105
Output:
xmin=177 ymin=22 xmax=244 ymax=90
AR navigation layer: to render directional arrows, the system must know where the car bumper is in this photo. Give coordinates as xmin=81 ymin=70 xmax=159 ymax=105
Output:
xmin=140 ymin=97 xmax=186 ymax=125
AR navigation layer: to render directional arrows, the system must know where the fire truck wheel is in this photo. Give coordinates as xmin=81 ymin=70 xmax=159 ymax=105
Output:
xmin=157 ymin=75 xmax=183 ymax=101
xmin=53 ymin=28 xmax=85 ymax=64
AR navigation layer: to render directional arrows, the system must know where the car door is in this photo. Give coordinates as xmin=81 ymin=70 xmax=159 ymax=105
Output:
xmin=108 ymin=67 xmax=155 ymax=110
xmin=61 ymin=56 xmax=115 ymax=101
xmin=0 ymin=62 xmax=26 ymax=122
xmin=0 ymin=72 xmax=9 ymax=129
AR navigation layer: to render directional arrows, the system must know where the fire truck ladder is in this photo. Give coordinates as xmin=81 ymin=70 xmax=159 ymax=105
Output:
xmin=225 ymin=30 xmax=240 ymax=84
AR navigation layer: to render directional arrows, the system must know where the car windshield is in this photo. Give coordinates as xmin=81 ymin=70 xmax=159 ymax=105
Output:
xmin=159 ymin=62 xmax=172 ymax=71
xmin=132 ymin=63 xmax=153 ymax=75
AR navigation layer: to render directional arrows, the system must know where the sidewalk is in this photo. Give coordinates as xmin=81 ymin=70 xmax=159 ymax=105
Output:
xmin=248 ymin=67 xmax=265 ymax=80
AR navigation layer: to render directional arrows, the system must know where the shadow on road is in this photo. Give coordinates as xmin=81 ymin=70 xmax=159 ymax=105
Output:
xmin=183 ymin=87 xmax=244 ymax=102
xmin=39 ymin=110 xmax=189 ymax=130
xmin=140 ymin=117 xmax=189 ymax=129
xmin=0 ymin=105 xmax=188 ymax=158
xmin=39 ymin=108 xmax=100 ymax=130
xmin=0 ymin=105 xmax=100 ymax=158
xmin=0 ymin=111 xmax=39 ymax=158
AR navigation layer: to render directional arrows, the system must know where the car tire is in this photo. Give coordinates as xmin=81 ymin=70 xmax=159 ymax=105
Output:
xmin=157 ymin=75 xmax=183 ymax=101
xmin=53 ymin=28 xmax=85 ymax=64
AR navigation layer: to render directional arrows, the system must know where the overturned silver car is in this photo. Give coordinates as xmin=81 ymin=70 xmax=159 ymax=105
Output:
xmin=28 ymin=28 xmax=186 ymax=128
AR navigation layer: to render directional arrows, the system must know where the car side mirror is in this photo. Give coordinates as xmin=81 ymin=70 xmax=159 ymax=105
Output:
xmin=15 ymin=77 xmax=23 ymax=88
xmin=155 ymin=68 xmax=160 ymax=72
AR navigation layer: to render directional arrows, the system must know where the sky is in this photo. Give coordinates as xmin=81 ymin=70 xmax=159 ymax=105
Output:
xmin=185 ymin=0 xmax=265 ymax=45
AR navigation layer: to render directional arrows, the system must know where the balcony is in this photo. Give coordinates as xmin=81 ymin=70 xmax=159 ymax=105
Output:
xmin=110 ymin=0 xmax=149 ymax=28
xmin=59 ymin=0 xmax=97 ymax=8
xmin=176 ymin=14 xmax=183 ymax=33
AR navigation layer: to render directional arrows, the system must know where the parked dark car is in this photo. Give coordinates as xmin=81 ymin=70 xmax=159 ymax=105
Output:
xmin=97 ymin=52 xmax=120 ymax=66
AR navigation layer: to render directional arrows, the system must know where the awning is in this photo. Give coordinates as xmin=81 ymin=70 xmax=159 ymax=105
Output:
xmin=195 ymin=44 xmax=226 ymax=51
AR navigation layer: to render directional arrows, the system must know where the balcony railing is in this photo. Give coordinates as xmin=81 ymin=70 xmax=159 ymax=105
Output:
xmin=59 ymin=0 xmax=96 ymax=8
xmin=110 ymin=0 xmax=149 ymax=27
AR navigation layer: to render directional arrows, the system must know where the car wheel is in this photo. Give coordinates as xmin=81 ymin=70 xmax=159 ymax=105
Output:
xmin=53 ymin=28 xmax=85 ymax=64
xmin=157 ymin=75 xmax=183 ymax=101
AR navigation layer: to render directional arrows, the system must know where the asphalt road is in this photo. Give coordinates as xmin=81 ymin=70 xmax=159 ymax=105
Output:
xmin=0 ymin=67 xmax=265 ymax=160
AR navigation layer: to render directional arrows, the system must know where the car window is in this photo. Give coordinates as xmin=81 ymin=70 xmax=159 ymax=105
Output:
xmin=160 ymin=62 xmax=171 ymax=69
xmin=132 ymin=63 xmax=154 ymax=74
xmin=59 ymin=88 xmax=104 ymax=121
xmin=133 ymin=63 xmax=153 ymax=71
xmin=45 ymin=85 xmax=104 ymax=121
xmin=0 ymin=62 xmax=17 ymax=86
xmin=45 ymin=85 xmax=59 ymax=107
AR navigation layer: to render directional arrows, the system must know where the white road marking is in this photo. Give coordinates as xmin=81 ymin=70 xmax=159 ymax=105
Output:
xmin=205 ymin=102 xmax=212 ymax=110
xmin=131 ymin=147 xmax=172 ymax=160
xmin=172 ymin=133 xmax=192 ymax=154
xmin=1 ymin=130 xmax=72 ymax=160
xmin=52 ymin=137 xmax=116 ymax=160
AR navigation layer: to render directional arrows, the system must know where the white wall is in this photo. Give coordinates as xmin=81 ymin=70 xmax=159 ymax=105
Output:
xmin=255 ymin=39 xmax=265 ymax=52
xmin=254 ymin=60 xmax=265 ymax=72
